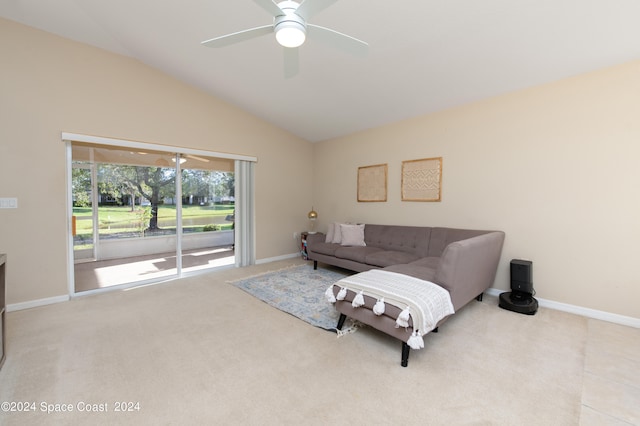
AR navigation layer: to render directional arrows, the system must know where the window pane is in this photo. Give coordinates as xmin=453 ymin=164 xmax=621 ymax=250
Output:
xmin=181 ymin=156 xmax=235 ymax=273
xmin=72 ymin=162 xmax=95 ymax=262
xmin=73 ymin=145 xmax=178 ymax=290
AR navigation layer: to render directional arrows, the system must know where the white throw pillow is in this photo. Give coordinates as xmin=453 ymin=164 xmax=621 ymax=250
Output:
xmin=325 ymin=223 xmax=335 ymax=243
xmin=331 ymin=222 xmax=344 ymax=244
xmin=340 ymin=224 xmax=366 ymax=246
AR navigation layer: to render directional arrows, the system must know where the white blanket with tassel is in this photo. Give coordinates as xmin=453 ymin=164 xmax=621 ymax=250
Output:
xmin=327 ymin=270 xmax=455 ymax=349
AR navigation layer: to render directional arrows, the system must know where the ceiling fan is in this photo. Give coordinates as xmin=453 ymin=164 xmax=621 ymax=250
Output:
xmin=168 ymin=154 xmax=210 ymax=165
xmin=201 ymin=0 xmax=368 ymax=78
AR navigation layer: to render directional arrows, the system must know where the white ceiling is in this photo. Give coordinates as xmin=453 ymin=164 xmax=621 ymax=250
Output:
xmin=2 ymin=0 xmax=639 ymax=142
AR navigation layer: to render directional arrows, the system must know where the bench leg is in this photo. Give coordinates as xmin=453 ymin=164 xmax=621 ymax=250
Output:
xmin=401 ymin=342 xmax=410 ymax=367
xmin=336 ymin=313 xmax=347 ymax=330
xmin=313 ymin=260 xmax=318 ymax=270
xmin=476 ymin=293 xmax=483 ymax=302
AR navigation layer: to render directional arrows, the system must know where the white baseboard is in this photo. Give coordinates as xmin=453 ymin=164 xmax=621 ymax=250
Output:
xmin=486 ymin=288 xmax=639 ymax=328
xmin=256 ymin=252 xmax=300 ymax=264
xmin=5 ymin=256 xmax=303 ymax=312
xmin=6 ymin=274 xmax=637 ymax=330
xmin=7 ymin=295 xmax=70 ymax=312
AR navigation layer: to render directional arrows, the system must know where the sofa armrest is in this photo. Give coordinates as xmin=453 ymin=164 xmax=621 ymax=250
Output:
xmin=434 ymin=231 xmax=505 ymax=311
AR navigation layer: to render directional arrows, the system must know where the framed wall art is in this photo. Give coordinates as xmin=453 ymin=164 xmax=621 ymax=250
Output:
xmin=401 ymin=157 xmax=442 ymax=202
xmin=357 ymin=163 xmax=387 ymax=202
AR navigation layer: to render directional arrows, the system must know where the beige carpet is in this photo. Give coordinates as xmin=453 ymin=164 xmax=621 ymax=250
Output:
xmin=1 ymin=258 xmax=638 ymax=425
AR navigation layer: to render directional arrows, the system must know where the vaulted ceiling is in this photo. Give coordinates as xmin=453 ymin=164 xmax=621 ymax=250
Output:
xmin=2 ymin=1 xmax=639 ymax=142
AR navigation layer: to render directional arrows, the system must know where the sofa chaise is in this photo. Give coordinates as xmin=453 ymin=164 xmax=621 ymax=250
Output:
xmin=307 ymin=224 xmax=505 ymax=366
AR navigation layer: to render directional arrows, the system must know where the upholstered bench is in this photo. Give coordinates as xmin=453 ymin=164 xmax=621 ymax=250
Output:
xmin=326 ymin=269 xmax=455 ymax=367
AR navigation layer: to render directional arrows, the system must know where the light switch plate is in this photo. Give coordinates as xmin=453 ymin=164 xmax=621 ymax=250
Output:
xmin=0 ymin=198 xmax=18 ymax=209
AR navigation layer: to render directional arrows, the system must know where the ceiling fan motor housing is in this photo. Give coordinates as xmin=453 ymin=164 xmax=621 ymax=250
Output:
xmin=274 ymin=1 xmax=307 ymax=48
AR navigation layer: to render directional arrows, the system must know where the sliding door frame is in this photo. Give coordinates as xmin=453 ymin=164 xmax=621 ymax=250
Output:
xmin=63 ymin=132 xmax=257 ymax=297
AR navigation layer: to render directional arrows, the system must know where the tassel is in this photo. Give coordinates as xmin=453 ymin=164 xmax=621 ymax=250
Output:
xmin=373 ymin=298 xmax=385 ymax=316
xmin=396 ymin=306 xmax=410 ymax=328
xmin=407 ymin=330 xmax=424 ymax=350
xmin=325 ymin=286 xmax=336 ymax=303
xmin=352 ymin=291 xmax=365 ymax=308
xmin=336 ymin=287 xmax=347 ymax=301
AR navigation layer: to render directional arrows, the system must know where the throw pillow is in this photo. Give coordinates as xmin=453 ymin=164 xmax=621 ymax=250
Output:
xmin=325 ymin=223 xmax=335 ymax=243
xmin=340 ymin=224 xmax=366 ymax=246
xmin=331 ymin=222 xmax=344 ymax=244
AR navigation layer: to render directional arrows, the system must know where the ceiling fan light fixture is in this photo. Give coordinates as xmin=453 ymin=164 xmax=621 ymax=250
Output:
xmin=201 ymin=0 xmax=368 ymax=78
xmin=275 ymin=22 xmax=306 ymax=48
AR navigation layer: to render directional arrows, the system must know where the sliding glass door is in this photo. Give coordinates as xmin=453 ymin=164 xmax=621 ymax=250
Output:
xmin=69 ymin=142 xmax=237 ymax=293
xmin=71 ymin=162 xmax=96 ymax=262
xmin=180 ymin=156 xmax=236 ymax=274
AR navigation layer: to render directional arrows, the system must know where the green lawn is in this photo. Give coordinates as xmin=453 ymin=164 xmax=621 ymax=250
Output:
xmin=73 ymin=204 xmax=234 ymax=237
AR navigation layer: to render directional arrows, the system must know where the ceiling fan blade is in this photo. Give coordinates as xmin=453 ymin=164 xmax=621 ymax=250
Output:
xmin=283 ymin=47 xmax=299 ymax=79
xmin=307 ymin=24 xmax=368 ymax=56
xmin=296 ymin=0 xmax=338 ymax=20
xmin=202 ymin=25 xmax=273 ymax=48
xmin=252 ymin=0 xmax=284 ymax=17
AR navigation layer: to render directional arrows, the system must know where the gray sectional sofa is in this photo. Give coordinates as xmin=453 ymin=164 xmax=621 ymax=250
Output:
xmin=307 ymin=224 xmax=505 ymax=311
xmin=307 ymin=224 xmax=505 ymax=365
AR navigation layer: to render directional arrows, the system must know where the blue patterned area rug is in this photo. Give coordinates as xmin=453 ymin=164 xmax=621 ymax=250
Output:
xmin=228 ymin=264 xmax=357 ymax=333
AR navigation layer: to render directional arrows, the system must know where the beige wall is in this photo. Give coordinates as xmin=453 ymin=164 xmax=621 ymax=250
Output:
xmin=313 ymin=61 xmax=640 ymax=319
xmin=0 ymin=19 xmax=313 ymax=305
xmin=2 ymin=17 xmax=638 ymax=320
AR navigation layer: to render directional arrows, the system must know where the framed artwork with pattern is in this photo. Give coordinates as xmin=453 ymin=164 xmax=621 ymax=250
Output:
xmin=401 ymin=157 xmax=442 ymax=202
xmin=357 ymin=163 xmax=388 ymax=202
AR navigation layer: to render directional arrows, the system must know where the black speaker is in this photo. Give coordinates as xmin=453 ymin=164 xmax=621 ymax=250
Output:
xmin=510 ymin=259 xmax=533 ymax=295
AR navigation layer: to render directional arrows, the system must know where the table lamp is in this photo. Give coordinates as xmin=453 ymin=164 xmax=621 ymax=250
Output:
xmin=307 ymin=207 xmax=318 ymax=234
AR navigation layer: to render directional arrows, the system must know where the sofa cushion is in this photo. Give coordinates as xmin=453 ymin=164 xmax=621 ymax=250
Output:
xmin=365 ymin=250 xmax=420 ymax=267
xmin=382 ymin=264 xmax=438 ymax=282
xmin=310 ymin=242 xmax=340 ymax=256
xmin=334 ymin=246 xmax=384 ymax=263
xmin=409 ymin=257 xmax=441 ymax=269
xmin=340 ymin=224 xmax=366 ymax=246
xmin=364 ymin=224 xmax=431 ymax=257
